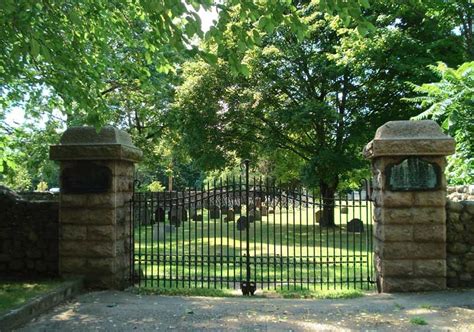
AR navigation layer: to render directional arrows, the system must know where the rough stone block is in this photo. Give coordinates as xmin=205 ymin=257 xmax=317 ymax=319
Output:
xmin=60 ymin=240 xmax=116 ymax=258
xmin=447 ymin=243 xmax=468 ymax=254
xmin=87 ymin=225 xmax=115 ymax=241
xmin=447 ymin=212 xmax=461 ymax=223
xmin=414 ymin=191 xmax=446 ymax=207
xmin=377 ymin=191 xmax=414 ymax=208
xmin=446 ymin=200 xmax=463 ymax=213
xmin=60 ymin=257 xmax=87 ymax=274
xmin=60 ymin=208 xmax=115 ymax=225
xmin=375 ymin=223 xmax=412 ymax=241
xmin=87 ymin=258 xmax=116 ymax=274
xmin=61 ymin=224 xmax=87 ymax=240
xmin=379 ymin=242 xmax=445 ymax=260
xmin=381 ymin=276 xmax=446 ymax=292
xmin=413 ymin=259 xmax=446 ymax=277
xmin=413 ymin=224 xmax=445 ymax=242
xmin=381 ymin=260 xmax=414 ymax=277
xmin=465 ymin=261 xmax=474 ymax=273
xmin=380 ymin=207 xmax=445 ymax=225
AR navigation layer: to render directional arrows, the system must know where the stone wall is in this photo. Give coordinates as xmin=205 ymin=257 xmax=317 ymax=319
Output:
xmin=446 ymin=185 xmax=474 ymax=288
xmin=0 ymin=186 xmax=59 ymax=277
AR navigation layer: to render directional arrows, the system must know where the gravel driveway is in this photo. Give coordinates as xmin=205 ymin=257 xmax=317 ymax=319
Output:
xmin=18 ymin=289 xmax=474 ymax=331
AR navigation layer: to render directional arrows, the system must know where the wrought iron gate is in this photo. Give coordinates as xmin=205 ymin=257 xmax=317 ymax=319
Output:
xmin=130 ymin=162 xmax=375 ymax=294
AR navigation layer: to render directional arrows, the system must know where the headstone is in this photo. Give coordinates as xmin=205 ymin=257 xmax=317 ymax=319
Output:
xmin=249 ymin=209 xmax=261 ymax=221
xmin=155 ymin=207 xmax=165 ymax=223
xmin=340 ymin=207 xmax=348 ymax=214
xmin=315 ymin=210 xmax=322 ymax=223
xmin=237 ymin=216 xmax=248 ymax=231
xmin=224 ymin=209 xmax=235 ymax=222
xmin=192 ymin=214 xmax=203 ymax=221
xmin=153 ymin=223 xmax=176 ymax=241
xmin=255 ymin=197 xmax=262 ymax=208
xmin=260 ymin=206 xmax=268 ymax=216
xmin=233 ymin=205 xmax=241 ymax=214
xmin=209 ymin=206 xmax=220 ymax=219
xmin=268 ymin=208 xmax=275 ymax=214
xmin=347 ymin=218 xmax=364 ymax=233
xmin=221 ymin=206 xmax=229 ymax=215
xmin=169 ymin=207 xmax=187 ymax=226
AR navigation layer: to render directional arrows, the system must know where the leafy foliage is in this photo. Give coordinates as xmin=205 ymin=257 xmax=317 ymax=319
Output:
xmin=409 ymin=62 xmax=474 ymax=184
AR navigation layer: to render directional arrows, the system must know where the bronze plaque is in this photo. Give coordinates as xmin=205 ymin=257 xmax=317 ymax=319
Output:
xmin=61 ymin=162 xmax=112 ymax=194
xmin=386 ymin=157 xmax=440 ymax=191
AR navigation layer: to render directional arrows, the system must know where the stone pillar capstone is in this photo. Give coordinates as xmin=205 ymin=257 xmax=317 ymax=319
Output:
xmin=364 ymin=120 xmax=455 ymax=292
xmin=50 ymin=127 xmax=142 ymax=289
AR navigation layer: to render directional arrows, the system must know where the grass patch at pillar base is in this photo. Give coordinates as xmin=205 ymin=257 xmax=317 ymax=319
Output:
xmin=0 ymin=280 xmax=63 ymax=314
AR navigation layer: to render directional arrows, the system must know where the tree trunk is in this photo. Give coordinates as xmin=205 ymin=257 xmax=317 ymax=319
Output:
xmin=320 ymin=182 xmax=336 ymax=227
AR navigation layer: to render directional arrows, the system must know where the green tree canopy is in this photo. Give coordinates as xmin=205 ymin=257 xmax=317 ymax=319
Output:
xmin=409 ymin=62 xmax=474 ymax=184
xmin=173 ymin=1 xmax=465 ymax=225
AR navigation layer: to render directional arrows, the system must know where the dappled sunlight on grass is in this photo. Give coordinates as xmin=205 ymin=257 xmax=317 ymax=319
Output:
xmin=134 ymin=205 xmax=374 ymax=291
xmin=0 ymin=280 xmax=62 ymax=313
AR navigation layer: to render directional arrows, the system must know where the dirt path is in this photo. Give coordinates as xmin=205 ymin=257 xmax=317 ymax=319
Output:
xmin=18 ymin=289 xmax=474 ymax=331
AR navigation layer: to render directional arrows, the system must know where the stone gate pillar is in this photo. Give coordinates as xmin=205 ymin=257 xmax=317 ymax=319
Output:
xmin=364 ymin=120 xmax=455 ymax=292
xmin=50 ymin=127 xmax=142 ymax=289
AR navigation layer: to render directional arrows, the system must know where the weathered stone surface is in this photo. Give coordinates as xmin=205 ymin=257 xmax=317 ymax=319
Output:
xmin=413 ymin=225 xmax=446 ymax=242
xmin=384 ymin=277 xmax=446 ymax=292
xmin=447 ymin=200 xmax=463 ymax=213
xmin=61 ymin=192 xmax=130 ymax=209
xmin=413 ymin=259 xmax=446 ymax=277
xmin=315 ymin=210 xmax=322 ymax=223
xmin=60 ymin=240 xmax=116 ymax=258
xmin=375 ymin=224 xmax=413 ymax=242
xmin=379 ymin=242 xmax=445 ymax=260
xmin=60 ymin=208 xmax=115 ymax=225
xmin=364 ymin=120 xmax=455 ymax=159
xmin=347 ymin=218 xmax=364 ymax=233
xmin=50 ymin=126 xmax=142 ymax=162
xmin=61 ymin=224 xmax=87 ymax=241
xmin=87 ymin=225 xmax=115 ymax=241
xmin=0 ymin=187 xmax=59 ymax=278
xmin=224 ymin=210 xmax=235 ymax=222
xmin=379 ymin=207 xmax=445 ymax=225
xmin=381 ymin=260 xmax=414 ymax=277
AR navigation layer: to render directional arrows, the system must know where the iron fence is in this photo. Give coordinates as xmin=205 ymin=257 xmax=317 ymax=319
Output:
xmin=130 ymin=164 xmax=375 ymax=294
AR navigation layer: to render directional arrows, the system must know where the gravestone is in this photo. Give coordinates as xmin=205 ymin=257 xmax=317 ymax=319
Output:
xmin=224 ymin=209 xmax=235 ymax=222
xmin=153 ymin=223 xmax=176 ymax=241
xmin=169 ymin=207 xmax=187 ymax=226
xmin=347 ymin=218 xmax=364 ymax=233
xmin=155 ymin=207 xmax=166 ymax=223
xmin=192 ymin=214 xmax=204 ymax=221
xmin=315 ymin=210 xmax=322 ymax=223
xmin=209 ymin=206 xmax=220 ymax=219
xmin=340 ymin=207 xmax=348 ymax=214
xmin=249 ymin=210 xmax=261 ymax=221
xmin=260 ymin=206 xmax=268 ymax=216
xmin=221 ymin=206 xmax=229 ymax=215
xmin=268 ymin=208 xmax=275 ymax=214
xmin=233 ymin=205 xmax=241 ymax=214
xmin=237 ymin=216 xmax=248 ymax=231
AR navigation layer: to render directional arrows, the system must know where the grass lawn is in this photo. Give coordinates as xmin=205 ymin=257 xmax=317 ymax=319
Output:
xmin=133 ymin=201 xmax=375 ymax=292
xmin=0 ymin=280 xmax=62 ymax=314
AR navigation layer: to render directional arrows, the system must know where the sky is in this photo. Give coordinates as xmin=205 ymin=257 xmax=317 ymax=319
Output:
xmin=4 ymin=7 xmax=219 ymax=129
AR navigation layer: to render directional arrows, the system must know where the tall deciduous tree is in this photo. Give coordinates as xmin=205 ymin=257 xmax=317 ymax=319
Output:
xmin=174 ymin=2 xmax=464 ymax=226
